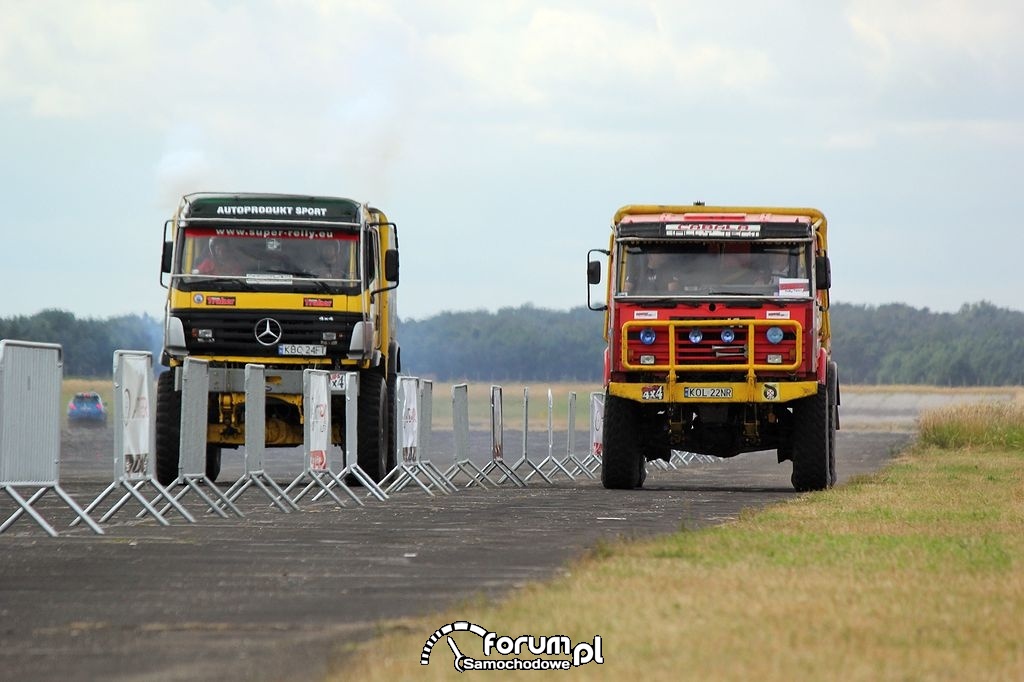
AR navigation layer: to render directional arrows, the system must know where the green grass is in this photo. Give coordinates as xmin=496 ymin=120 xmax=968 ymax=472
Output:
xmin=331 ymin=401 xmax=1024 ymax=681
xmin=919 ymin=401 xmax=1024 ymax=449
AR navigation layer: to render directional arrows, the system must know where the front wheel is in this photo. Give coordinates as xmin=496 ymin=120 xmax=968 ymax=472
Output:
xmin=790 ymin=367 xmax=836 ymax=492
xmin=601 ymin=394 xmax=645 ymax=490
xmin=206 ymin=445 xmax=222 ymax=483
xmin=155 ymin=370 xmax=181 ymax=486
xmin=357 ymin=373 xmax=389 ymax=482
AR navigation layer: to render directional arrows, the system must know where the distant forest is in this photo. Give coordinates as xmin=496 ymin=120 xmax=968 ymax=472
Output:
xmin=0 ymin=310 xmax=163 ymax=377
xmin=1 ymin=302 xmax=1022 ymax=386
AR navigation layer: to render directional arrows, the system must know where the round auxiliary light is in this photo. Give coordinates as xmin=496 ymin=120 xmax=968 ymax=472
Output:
xmin=766 ymin=326 xmax=785 ymax=345
xmin=720 ymin=328 xmax=736 ymax=344
xmin=688 ymin=328 xmax=703 ymax=344
xmin=639 ymin=328 xmax=657 ymax=346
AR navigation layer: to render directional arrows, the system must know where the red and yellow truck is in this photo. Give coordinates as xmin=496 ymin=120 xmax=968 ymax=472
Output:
xmin=588 ymin=203 xmax=838 ymax=491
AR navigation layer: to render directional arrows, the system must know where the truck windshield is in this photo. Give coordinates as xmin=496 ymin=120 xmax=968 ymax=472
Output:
xmin=176 ymin=227 xmax=360 ymax=291
xmin=618 ymin=242 xmax=811 ymax=298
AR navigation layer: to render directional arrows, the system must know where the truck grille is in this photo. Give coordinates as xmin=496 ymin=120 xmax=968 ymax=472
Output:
xmin=622 ymin=319 xmax=802 ymax=372
xmin=178 ymin=310 xmax=362 ymax=360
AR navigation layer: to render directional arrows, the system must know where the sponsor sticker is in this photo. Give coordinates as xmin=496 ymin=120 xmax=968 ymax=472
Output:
xmin=665 ymin=223 xmax=761 ymax=238
xmin=683 ymin=387 xmax=734 ymax=399
xmin=641 ymin=385 xmax=665 ymax=400
xmin=766 ymin=310 xmax=790 ymax=319
xmin=206 ymin=295 xmax=236 ymax=306
xmin=633 ymin=310 xmax=658 ymax=320
xmin=778 ymin=278 xmax=810 ymax=297
xmin=303 ymin=297 xmax=333 ymax=308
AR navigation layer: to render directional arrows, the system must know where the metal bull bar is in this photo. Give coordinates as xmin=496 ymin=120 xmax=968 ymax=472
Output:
xmin=0 ymin=340 xmax=103 ymax=537
xmin=619 ymin=317 xmax=804 ymax=401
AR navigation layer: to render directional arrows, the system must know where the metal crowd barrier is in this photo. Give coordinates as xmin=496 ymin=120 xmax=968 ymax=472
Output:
xmin=222 ymin=364 xmax=299 ymax=512
xmin=152 ymin=357 xmax=243 ymax=518
xmin=502 ymin=387 xmax=553 ymax=484
xmin=481 ymin=385 xmax=525 ymax=487
xmin=283 ymin=369 xmax=362 ymax=506
xmin=443 ymin=383 xmax=495 ymax=487
xmin=0 ymin=340 xmax=103 ymax=536
xmin=78 ymin=351 xmax=193 ymax=526
xmin=383 ymin=376 xmax=455 ymax=496
xmin=561 ymin=391 xmax=596 ymax=479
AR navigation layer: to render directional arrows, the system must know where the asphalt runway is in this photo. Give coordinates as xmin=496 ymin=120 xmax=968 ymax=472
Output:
xmin=3 ymin=390 xmax=1002 ymax=681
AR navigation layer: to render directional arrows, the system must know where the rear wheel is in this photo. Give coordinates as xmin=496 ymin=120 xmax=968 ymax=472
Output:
xmin=155 ymin=370 xmax=181 ymax=486
xmin=358 ymin=373 xmax=389 ymax=482
xmin=601 ymin=394 xmax=644 ymax=490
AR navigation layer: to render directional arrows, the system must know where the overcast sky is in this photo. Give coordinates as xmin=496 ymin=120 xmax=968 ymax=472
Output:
xmin=1 ymin=0 xmax=1021 ymax=321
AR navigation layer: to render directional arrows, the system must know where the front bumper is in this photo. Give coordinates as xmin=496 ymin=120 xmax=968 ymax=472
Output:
xmin=609 ymin=379 xmax=819 ymax=404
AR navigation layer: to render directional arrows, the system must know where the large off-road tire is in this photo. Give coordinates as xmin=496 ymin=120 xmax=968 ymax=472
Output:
xmin=386 ymin=368 xmax=398 ymax=472
xmin=358 ymin=373 xmax=389 ymax=483
xmin=206 ymin=445 xmax=222 ymax=483
xmin=827 ymin=360 xmax=840 ymax=487
xmin=155 ymin=370 xmax=181 ymax=486
xmin=790 ymin=367 xmax=836 ymax=492
xmin=601 ymin=394 xmax=645 ymax=490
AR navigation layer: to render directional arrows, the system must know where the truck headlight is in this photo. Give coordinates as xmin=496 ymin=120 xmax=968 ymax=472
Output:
xmin=766 ymin=326 xmax=784 ymax=344
xmin=688 ymin=328 xmax=703 ymax=344
xmin=639 ymin=328 xmax=657 ymax=345
xmin=720 ymin=328 xmax=735 ymax=344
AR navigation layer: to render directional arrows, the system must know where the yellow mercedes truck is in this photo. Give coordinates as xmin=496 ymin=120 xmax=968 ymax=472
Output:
xmin=587 ymin=203 xmax=838 ymax=491
xmin=158 ymin=192 xmax=400 ymax=485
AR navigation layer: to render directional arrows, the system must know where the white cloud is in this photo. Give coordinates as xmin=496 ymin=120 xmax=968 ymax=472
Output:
xmin=846 ymin=0 xmax=1024 ymax=86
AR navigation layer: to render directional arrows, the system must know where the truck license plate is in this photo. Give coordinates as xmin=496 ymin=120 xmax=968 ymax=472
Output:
xmin=278 ymin=343 xmax=327 ymax=357
xmin=684 ymin=387 xmax=733 ymax=399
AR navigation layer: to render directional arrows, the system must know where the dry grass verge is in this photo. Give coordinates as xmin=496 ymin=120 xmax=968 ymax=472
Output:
xmin=331 ymin=405 xmax=1024 ymax=681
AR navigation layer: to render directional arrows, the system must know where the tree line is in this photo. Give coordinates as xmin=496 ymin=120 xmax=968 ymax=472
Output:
xmin=0 ymin=310 xmax=162 ymax=377
xmin=1 ymin=301 xmax=1022 ymax=385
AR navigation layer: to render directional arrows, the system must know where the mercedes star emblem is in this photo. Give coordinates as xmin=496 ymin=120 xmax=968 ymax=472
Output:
xmin=254 ymin=318 xmax=283 ymax=346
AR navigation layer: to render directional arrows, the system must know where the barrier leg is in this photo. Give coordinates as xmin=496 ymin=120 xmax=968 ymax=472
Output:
xmin=93 ymin=481 xmax=169 ymax=526
xmin=1 ymin=487 xmax=58 ymax=537
xmin=53 ymin=485 xmax=105 ymax=535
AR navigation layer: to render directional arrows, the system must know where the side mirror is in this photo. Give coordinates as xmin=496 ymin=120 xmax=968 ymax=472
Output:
xmin=161 ymin=242 xmax=173 ymax=274
xmin=815 ymin=255 xmax=831 ymax=290
xmin=384 ymin=249 xmax=399 ymax=283
xmin=586 ymin=249 xmax=609 ymax=312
